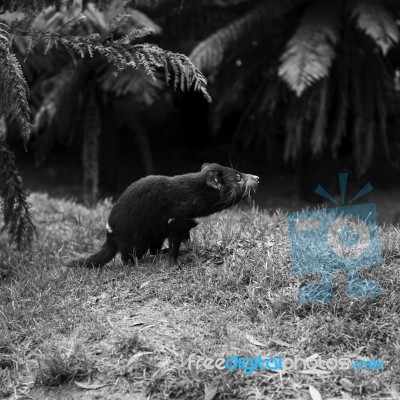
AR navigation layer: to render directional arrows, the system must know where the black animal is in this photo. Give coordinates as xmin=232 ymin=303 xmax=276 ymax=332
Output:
xmin=69 ymin=163 xmax=259 ymax=267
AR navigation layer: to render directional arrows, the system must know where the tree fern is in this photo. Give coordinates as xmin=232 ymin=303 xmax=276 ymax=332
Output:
xmin=350 ymin=0 xmax=399 ymax=55
xmin=278 ymin=0 xmax=341 ymax=97
xmin=0 ymin=0 xmax=115 ymax=12
xmin=0 ymin=118 xmax=36 ymax=250
xmin=0 ymin=0 xmax=212 ymax=248
xmin=189 ymin=0 xmax=300 ymax=73
xmin=99 ymin=63 xmax=162 ymax=99
xmin=0 ymin=42 xmax=31 ymax=144
xmin=186 ymin=0 xmax=399 ymax=179
xmin=1 ymin=4 xmax=211 ymax=144
xmin=32 ymin=66 xmax=80 ymax=165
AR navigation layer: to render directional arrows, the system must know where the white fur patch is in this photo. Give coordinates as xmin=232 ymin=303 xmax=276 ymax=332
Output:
xmin=106 ymin=223 xmax=113 ymax=233
xmin=168 ymin=218 xmax=175 ymax=224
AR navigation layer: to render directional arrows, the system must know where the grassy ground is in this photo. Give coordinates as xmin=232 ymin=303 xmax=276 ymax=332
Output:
xmin=1 ymin=193 xmax=400 ymax=400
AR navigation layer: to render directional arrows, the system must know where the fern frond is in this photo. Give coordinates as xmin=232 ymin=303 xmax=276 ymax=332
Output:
xmin=0 ymin=22 xmax=11 ymax=45
xmin=0 ymin=119 xmax=36 ymax=250
xmin=189 ymin=0 xmax=300 ymax=73
xmin=122 ymin=9 xmax=161 ymax=35
xmin=0 ymin=0 xmax=211 ymax=147
xmin=32 ymin=66 xmax=79 ymax=164
xmin=57 ymin=15 xmax=88 ymax=36
xmin=0 ymin=0 xmax=114 ymax=13
xmin=278 ymin=0 xmax=340 ymax=97
xmin=112 ymin=26 xmax=154 ymax=45
xmin=99 ymin=65 xmax=162 ymax=101
xmin=0 ymin=44 xmax=31 ymax=144
xmin=99 ymin=13 xmax=129 ymax=41
xmin=350 ymin=0 xmax=399 ymax=55
xmin=135 ymin=45 xmax=211 ymax=101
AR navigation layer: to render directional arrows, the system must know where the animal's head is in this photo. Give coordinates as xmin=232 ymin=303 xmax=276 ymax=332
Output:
xmin=201 ymin=163 xmax=259 ymax=208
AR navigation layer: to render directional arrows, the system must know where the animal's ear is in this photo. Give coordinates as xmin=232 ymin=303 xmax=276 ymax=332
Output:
xmin=206 ymin=170 xmax=221 ymax=190
xmin=201 ymin=163 xmax=210 ymax=170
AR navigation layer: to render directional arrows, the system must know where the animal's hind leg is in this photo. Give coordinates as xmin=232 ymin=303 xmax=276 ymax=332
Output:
xmin=121 ymin=252 xmax=135 ymax=265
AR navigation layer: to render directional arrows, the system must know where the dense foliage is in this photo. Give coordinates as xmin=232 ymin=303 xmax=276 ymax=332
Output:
xmin=0 ymin=0 xmax=211 ymax=248
xmin=187 ymin=0 xmax=400 ymax=172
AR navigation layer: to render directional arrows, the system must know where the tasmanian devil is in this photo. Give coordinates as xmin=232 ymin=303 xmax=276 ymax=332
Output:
xmin=68 ymin=163 xmax=259 ymax=267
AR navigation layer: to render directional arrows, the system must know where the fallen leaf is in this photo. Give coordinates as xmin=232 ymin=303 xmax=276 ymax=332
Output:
xmin=344 ymin=346 xmax=365 ymax=358
xmin=75 ymin=381 xmax=109 ymax=390
xmin=131 ymin=321 xmax=146 ymax=326
xmin=309 ymin=385 xmax=322 ymax=400
xmin=204 ymin=377 xmax=221 ymax=400
xmin=163 ymin=346 xmax=179 ymax=356
xmin=246 ymin=334 xmax=267 ymax=347
xmin=298 ymin=369 xmax=331 ymax=375
xmin=127 ymin=351 xmax=153 ymax=366
xmin=138 ymin=324 xmax=157 ymax=331
xmin=340 ymin=378 xmax=354 ymax=391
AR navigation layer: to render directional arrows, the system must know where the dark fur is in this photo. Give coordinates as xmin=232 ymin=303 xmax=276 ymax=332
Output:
xmin=68 ymin=163 xmax=259 ymax=267
xmin=167 ymin=218 xmax=198 ymax=261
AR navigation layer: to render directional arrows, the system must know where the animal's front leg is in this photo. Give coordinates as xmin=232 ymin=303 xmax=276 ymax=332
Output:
xmin=167 ymin=219 xmax=198 ymax=264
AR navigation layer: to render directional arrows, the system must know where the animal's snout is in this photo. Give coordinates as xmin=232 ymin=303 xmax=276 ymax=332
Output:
xmin=250 ymin=175 xmax=260 ymax=185
xmin=245 ymin=174 xmax=259 ymax=191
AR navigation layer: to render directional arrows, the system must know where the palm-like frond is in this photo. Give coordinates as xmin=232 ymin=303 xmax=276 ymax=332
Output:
xmin=0 ymin=0 xmax=212 ymax=249
xmin=278 ymin=0 xmax=340 ymax=97
xmin=0 ymin=1 xmax=211 ymax=144
xmin=350 ymin=0 xmax=399 ymax=55
xmin=0 ymin=0 xmax=114 ymax=12
xmin=189 ymin=0 xmax=300 ymax=73
xmin=99 ymin=64 xmax=163 ymax=101
xmin=0 ymin=118 xmax=36 ymax=250
xmin=32 ymin=66 xmax=80 ymax=164
xmin=0 ymin=43 xmax=31 ymax=144
xmin=32 ymin=0 xmax=162 ymax=37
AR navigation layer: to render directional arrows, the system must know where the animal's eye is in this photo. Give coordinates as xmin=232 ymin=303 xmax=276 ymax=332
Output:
xmin=236 ymin=174 xmax=243 ymax=183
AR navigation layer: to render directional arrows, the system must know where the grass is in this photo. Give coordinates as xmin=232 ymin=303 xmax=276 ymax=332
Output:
xmin=1 ymin=192 xmax=400 ymax=399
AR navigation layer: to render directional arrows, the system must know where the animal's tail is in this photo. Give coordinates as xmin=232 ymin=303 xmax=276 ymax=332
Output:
xmin=67 ymin=233 xmax=118 ymax=268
